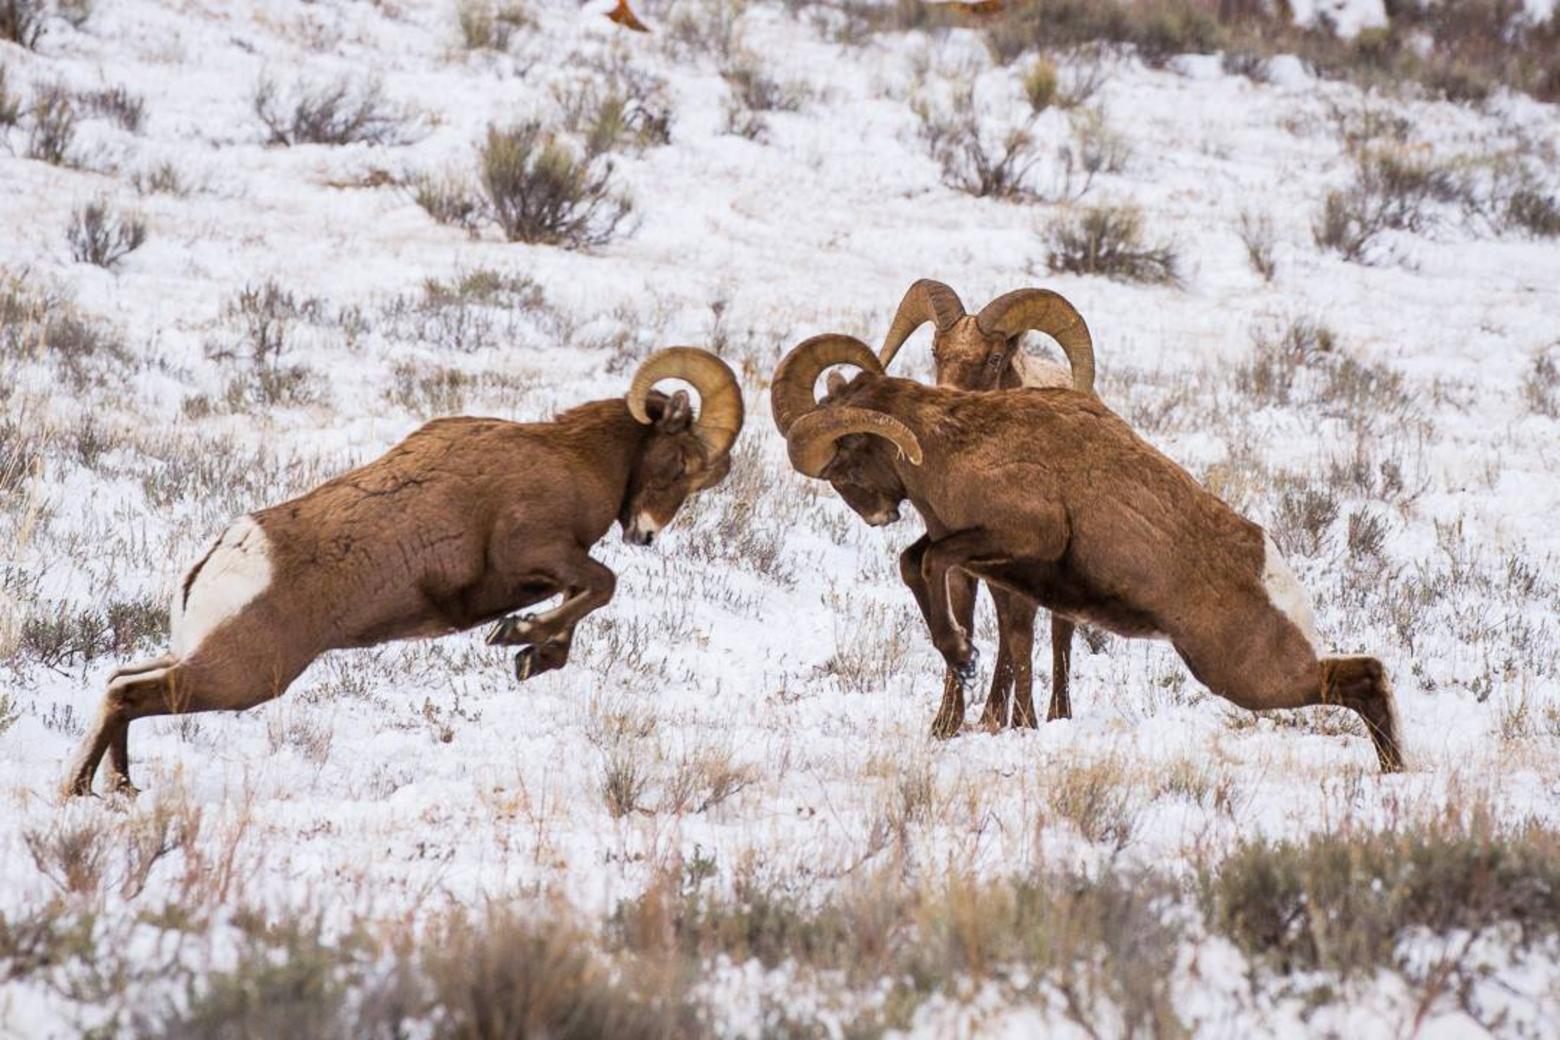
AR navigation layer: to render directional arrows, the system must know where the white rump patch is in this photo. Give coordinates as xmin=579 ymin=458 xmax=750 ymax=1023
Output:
xmin=1261 ymin=532 xmax=1320 ymax=651
xmin=170 ymin=515 xmax=273 ymax=656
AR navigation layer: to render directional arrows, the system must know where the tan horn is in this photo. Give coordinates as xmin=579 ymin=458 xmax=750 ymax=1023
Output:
xmin=769 ymin=333 xmax=883 ymax=436
xmin=785 ymin=406 xmax=923 ymax=478
xmin=879 ymin=279 xmax=967 ymax=370
xmin=626 ymin=347 xmax=745 ymax=458
xmin=975 ymin=288 xmax=1096 ymax=394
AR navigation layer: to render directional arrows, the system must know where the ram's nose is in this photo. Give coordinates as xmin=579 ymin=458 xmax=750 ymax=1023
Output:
xmin=868 ymin=507 xmax=901 ymax=527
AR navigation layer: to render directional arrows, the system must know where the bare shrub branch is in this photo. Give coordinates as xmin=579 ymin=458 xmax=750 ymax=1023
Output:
xmin=67 ymin=200 xmax=147 ymax=269
xmin=1043 ymin=203 xmax=1179 ymax=285
xmin=254 ymin=76 xmax=410 ymax=147
xmin=26 ymin=83 xmax=76 ymax=165
xmin=478 ymin=121 xmax=633 ymax=247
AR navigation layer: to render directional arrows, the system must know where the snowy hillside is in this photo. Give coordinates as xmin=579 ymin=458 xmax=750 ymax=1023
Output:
xmin=2 ymin=1 xmax=1559 ymax=1036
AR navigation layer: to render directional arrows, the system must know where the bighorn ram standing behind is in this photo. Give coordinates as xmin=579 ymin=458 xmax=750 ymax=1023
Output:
xmin=65 ymin=349 xmax=744 ymax=797
xmin=876 ymin=279 xmax=1097 ymax=733
xmin=772 ymin=335 xmax=1404 ymax=772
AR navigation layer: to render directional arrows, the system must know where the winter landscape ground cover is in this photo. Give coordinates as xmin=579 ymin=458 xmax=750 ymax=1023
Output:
xmin=2 ymin=1 xmax=1559 ymax=1036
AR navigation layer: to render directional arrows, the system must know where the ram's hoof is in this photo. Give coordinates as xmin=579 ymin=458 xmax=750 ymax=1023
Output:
xmin=488 ymin=613 xmax=539 ymax=646
xmin=106 ymin=775 xmax=142 ymax=799
xmin=953 ymin=647 xmax=980 ymax=686
xmin=929 ymin=713 xmax=961 ymax=740
xmin=514 ymin=647 xmax=539 ymax=682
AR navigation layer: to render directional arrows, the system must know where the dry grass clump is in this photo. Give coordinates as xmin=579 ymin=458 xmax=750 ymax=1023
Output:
xmin=0 ymin=65 xmax=21 ymax=127
xmin=412 ymin=169 xmax=485 ymax=234
xmin=1314 ymin=145 xmax=1466 ymax=262
xmin=18 ymin=594 xmax=166 ymax=669
xmin=1203 ymin=809 xmax=1560 ymax=977
xmin=661 ymin=738 xmax=756 ymax=816
xmin=915 ymin=82 xmax=1042 ymax=201
xmin=201 ymin=281 xmax=335 ymax=409
xmin=1523 ymin=353 xmax=1559 ymax=418
xmin=26 ymin=83 xmax=76 ymax=165
xmin=0 ymin=413 xmax=44 ymax=495
xmin=479 ymin=121 xmax=633 ymax=247
xmin=1039 ymin=754 xmax=1142 ymax=849
xmin=982 ymin=0 xmax=1560 ymax=104
xmin=660 ymin=0 xmax=744 ymax=62
xmin=421 ymin=905 xmax=706 ymax=1040
xmin=455 ymin=0 xmax=531 ymax=51
xmin=915 ymin=77 xmax=1126 ymax=203
xmin=1235 ymin=317 xmax=1336 ymax=407
xmin=720 ymin=53 xmax=806 ymax=141
xmin=0 ymin=0 xmax=47 ymax=49
xmin=130 ymin=160 xmax=191 ymax=197
xmin=615 ymin=862 xmax=1187 ymax=1035
xmin=377 ymin=266 xmax=551 ymax=357
xmin=77 ymin=85 xmax=145 ymax=133
xmin=0 ymin=270 xmax=132 ymax=388
xmin=1237 ymin=209 xmax=1276 ymax=281
xmin=983 ymin=0 xmax=1222 ymax=68
xmin=254 ymin=76 xmax=410 ymax=147
xmin=1043 ymin=203 xmax=1178 ymax=284
xmin=555 ymin=66 xmax=674 ymax=157
xmin=67 ymin=200 xmax=148 ymax=269
xmin=214 ymin=281 xmax=316 ymax=365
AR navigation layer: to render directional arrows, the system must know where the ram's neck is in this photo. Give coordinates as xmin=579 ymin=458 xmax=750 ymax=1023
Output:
xmin=550 ymin=398 xmax=651 ymax=533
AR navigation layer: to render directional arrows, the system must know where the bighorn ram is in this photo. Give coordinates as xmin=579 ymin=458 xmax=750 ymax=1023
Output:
xmin=876 ymin=279 xmax=1097 ymax=732
xmin=64 ymin=348 xmax=744 ymax=797
xmin=772 ymin=335 xmax=1404 ymax=771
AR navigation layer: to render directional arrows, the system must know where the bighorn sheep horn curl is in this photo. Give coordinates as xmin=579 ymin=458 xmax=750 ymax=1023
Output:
xmin=770 ymin=333 xmax=885 ymax=435
xmin=878 ymin=279 xmax=967 ymax=369
xmin=627 ymin=347 xmax=745 ymax=458
xmin=773 ymin=333 xmax=923 ymax=477
xmin=788 ymin=407 xmax=924 ymax=476
xmin=975 ymin=288 xmax=1096 ymax=394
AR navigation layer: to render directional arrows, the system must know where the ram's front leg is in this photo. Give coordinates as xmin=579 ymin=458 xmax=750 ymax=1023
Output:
xmin=920 ymin=530 xmax=1005 ymax=684
xmin=923 ymin=510 xmax=1068 ymax=689
xmin=486 ymin=555 xmax=617 ymax=682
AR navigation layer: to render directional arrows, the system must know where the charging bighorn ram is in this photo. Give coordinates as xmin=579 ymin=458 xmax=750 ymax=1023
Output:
xmin=65 ymin=348 xmax=744 ymax=797
xmin=877 ymin=280 xmax=1096 ymax=732
xmin=772 ymin=335 xmax=1404 ymax=771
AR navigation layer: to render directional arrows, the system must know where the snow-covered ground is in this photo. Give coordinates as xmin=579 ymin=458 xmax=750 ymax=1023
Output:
xmin=2 ymin=2 xmax=1558 ymax=1036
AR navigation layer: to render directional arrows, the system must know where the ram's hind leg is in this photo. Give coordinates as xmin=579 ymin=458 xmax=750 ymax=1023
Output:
xmin=1324 ymin=656 xmax=1404 ymax=773
xmin=983 ymin=589 xmax=1036 ymax=730
xmin=66 ymin=652 xmax=296 ymax=797
xmin=1047 ymin=617 xmax=1075 ymax=721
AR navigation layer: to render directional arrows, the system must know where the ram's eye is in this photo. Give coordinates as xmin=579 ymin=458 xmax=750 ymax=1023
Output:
xmin=987 ymin=353 xmax=1004 ymax=367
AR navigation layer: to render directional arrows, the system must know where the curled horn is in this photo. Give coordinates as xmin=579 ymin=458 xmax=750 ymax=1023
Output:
xmin=627 ymin=347 xmax=745 ymax=458
xmin=786 ymin=407 xmax=923 ymax=478
xmin=975 ymin=288 xmax=1096 ymax=394
xmin=879 ymin=279 xmax=967 ymax=370
xmin=769 ymin=333 xmax=884 ymax=436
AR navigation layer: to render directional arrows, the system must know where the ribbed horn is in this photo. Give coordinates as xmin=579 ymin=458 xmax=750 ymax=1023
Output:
xmin=975 ymin=288 xmax=1095 ymax=394
xmin=626 ymin=347 xmax=745 ymax=458
xmin=769 ymin=333 xmax=883 ymax=436
xmin=879 ymin=279 xmax=967 ymax=370
xmin=785 ymin=406 xmax=923 ymax=478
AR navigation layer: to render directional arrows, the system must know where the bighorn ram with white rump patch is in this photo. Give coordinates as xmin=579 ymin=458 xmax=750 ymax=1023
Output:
xmin=65 ymin=348 xmax=744 ymax=797
xmin=772 ymin=335 xmax=1404 ymax=771
xmin=877 ymin=279 xmax=1098 ymax=731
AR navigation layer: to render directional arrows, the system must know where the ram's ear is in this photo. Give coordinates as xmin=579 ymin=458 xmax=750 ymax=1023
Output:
xmin=826 ymin=371 xmax=848 ymax=397
xmin=656 ymin=389 xmax=693 ymax=433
